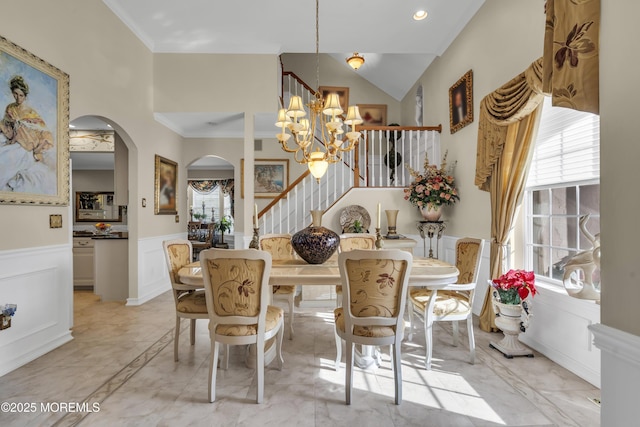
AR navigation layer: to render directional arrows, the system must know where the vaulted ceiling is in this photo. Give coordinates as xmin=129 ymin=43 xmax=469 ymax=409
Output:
xmin=102 ymin=0 xmax=485 ymax=138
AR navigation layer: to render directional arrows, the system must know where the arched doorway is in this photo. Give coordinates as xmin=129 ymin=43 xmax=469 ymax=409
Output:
xmin=70 ymin=115 xmax=137 ymax=302
xmin=187 ymin=155 xmax=235 ymax=249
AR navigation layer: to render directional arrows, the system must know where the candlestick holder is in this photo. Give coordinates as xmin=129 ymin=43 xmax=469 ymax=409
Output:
xmin=249 ymin=227 xmax=260 ymax=249
xmin=375 ymin=227 xmax=384 ymax=249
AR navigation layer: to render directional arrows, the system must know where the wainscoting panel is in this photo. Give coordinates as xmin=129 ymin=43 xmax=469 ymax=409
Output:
xmin=0 ymin=244 xmax=73 ymax=377
xmin=128 ymin=233 xmax=185 ymax=306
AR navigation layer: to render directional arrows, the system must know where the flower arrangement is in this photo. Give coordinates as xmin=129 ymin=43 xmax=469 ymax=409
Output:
xmin=1 ymin=304 xmax=17 ymax=330
xmin=491 ymin=269 xmax=537 ymax=305
xmin=404 ymin=151 xmax=459 ymax=209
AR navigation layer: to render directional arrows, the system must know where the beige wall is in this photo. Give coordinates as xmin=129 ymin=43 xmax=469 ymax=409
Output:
xmin=400 ymin=0 xmax=545 ymax=239
xmin=281 ymin=54 xmax=403 ymax=124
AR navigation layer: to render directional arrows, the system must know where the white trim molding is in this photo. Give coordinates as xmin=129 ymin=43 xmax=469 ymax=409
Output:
xmin=589 ymin=323 xmax=640 ymax=426
xmin=0 ymin=244 xmax=74 ymax=377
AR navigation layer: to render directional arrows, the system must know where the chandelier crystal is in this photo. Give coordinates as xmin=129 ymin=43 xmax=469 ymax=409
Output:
xmin=276 ymin=0 xmax=362 ymax=181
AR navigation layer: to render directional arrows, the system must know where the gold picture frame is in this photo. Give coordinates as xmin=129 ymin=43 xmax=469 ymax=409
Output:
xmin=0 ymin=36 xmax=70 ymax=205
xmin=154 ymin=155 xmax=178 ymax=215
xmin=241 ymin=159 xmax=289 ymax=199
xmin=318 ymin=86 xmax=349 ymax=112
xmin=358 ymin=104 xmax=387 ymax=126
xmin=449 ymin=69 xmax=473 ymax=134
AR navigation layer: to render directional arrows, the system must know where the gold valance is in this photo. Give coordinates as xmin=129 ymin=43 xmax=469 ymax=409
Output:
xmin=475 ymin=58 xmax=545 ymax=192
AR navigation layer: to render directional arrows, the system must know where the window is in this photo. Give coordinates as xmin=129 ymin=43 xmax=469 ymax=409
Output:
xmin=189 ymin=187 xmax=233 ymax=232
xmin=524 ymin=97 xmax=600 ymax=283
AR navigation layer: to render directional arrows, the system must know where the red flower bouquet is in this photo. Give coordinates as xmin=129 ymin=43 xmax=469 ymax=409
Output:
xmin=491 ymin=269 xmax=537 ymax=305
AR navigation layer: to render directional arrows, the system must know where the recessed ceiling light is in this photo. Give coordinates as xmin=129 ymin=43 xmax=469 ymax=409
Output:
xmin=413 ymin=10 xmax=428 ymax=21
xmin=106 ymin=124 xmax=112 ymax=128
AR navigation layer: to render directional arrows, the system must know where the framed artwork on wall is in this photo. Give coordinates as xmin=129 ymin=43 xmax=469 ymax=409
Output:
xmin=154 ymin=155 xmax=178 ymax=215
xmin=318 ymin=86 xmax=349 ymax=112
xmin=0 ymin=36 xmax=70 ymax=205
xmin=241 ymin=158 xmax=289 ymax=198
xmin=358 ymin=104 xmax=387 ymax=126
xmin=449 ymin=69 xmax=474 ymax=134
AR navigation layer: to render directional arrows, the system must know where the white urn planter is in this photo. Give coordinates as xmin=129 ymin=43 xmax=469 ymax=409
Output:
xmin=489 ymin=288 xmax=534 ymax=358
xmin=419 ymin=203 xmax=442 ymax=221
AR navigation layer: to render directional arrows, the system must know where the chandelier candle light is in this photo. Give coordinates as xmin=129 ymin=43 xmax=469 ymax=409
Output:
xmin=275 ymin=0 xmax=362 ymax=182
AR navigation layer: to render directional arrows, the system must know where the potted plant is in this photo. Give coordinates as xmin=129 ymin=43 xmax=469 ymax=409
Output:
xmin=215 ymin=215 xmax=233 ymax=248
xmin=352 ymin=219 xmax=363 ymax=233
xmin=489 ymin=269 xmax=537 ymax=358
xmin=404 ymin=151 xmax=459 ymax=221
xmin=193 ymin=212 xmax=206 ymax=222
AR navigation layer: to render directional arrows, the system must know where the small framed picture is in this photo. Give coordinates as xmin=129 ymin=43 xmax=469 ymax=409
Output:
xmin=449 ymin=70 xmax=473 ymax=134
xmin=318 ymin=86 xmax=349 ymax=112
xmin=154 ymin=155 xmax=178 ymax=215
xmin=241 ymin=159 xmax=289 ymax=199
xmin=358 ymin=104 xmax=387 ymax=126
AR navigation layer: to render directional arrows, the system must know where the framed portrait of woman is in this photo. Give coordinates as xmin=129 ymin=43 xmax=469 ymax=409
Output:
xmin=154 ymin=155 xmax=178 ymax=215
xmin=0 ymin=36 xmax=70 ymax=205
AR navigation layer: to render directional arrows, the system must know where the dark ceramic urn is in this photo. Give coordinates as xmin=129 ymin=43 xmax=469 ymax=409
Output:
xmin=291 ymin=210 xmax=340 ymax=264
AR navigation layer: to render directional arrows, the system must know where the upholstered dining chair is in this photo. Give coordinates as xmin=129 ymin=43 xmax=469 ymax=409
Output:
xmin=260 ymin=234 xmax=296 ymax=339
xmin=334 ymin=249 xmax=412 ymax=405
xmin=199 ymin=248 xmax=284 ymax=404
xmin=335 ymin=233 xmax=377 ymax=307
xmin=162 ymin=239 xmax=209 ymax=362
xmin=408 ymin=237 xmax=484 ymax=370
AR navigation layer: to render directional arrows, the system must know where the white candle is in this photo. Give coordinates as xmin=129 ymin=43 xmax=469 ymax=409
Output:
xmin=377 ymin=203 xmax=381 ymax=228
xmin=254 ymin=203 xmax=259 ymax=228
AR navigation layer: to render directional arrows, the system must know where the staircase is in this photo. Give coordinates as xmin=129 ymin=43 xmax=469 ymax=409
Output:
xmin=259 ymin=70 xmax=442 ymax=235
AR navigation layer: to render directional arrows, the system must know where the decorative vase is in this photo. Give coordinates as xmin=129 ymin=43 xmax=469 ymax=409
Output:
xmin=291 ymin=210 xmax=340 ymax=264
xmin=489 ymin=288 xmax=534 ymax=358
xmin=385 ymin=209 xmax=400 ymax=239
xmin=420 ymin=204 xmax=442 ymax=221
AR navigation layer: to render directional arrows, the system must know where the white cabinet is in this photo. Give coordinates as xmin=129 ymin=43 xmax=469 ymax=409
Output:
xmin=94 ymin=239 xmax=129 ymax=301
xmin=73 ymin=238 xmax=95 ymax=289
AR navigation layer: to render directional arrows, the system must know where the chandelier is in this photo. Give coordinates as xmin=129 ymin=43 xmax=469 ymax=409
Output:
xmin=275 ymin=0 xmax=363 ymax=182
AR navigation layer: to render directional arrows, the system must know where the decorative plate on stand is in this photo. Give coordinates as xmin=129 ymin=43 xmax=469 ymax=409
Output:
xmin=339 ymin=205 xmax=371 ymax=233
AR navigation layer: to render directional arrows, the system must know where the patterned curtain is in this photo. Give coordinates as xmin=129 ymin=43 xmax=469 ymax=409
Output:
xmin=543 ymin=0 xmax=599 ymax=114
xmin=188 ymin=179 xmax=235 ymax=217
xmin=475 ymin=59 xmax=545 ymax=332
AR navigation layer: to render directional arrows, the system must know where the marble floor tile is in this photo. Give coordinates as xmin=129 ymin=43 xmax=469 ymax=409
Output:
xmin=0 ymin=290 xmax=600 ymax=427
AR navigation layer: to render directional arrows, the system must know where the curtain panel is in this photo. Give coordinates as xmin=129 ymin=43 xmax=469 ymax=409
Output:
xmin=475 ymin=59 xmax=545 ymax=332
xmin=543 ymin=0 xmax=600 ymax=115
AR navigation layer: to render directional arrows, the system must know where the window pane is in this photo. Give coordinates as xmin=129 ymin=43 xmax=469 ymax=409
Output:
xmin=531 ymin=216 xmax=550 ymax=245
xmin=551 ymin=248 xmax=576 ymax=281
xmin=579 ymin=216 xmax=600 ymax=250
xmin=551 ymin=216 xmax=578 ymax=248
xmin=532 ymin=246 xmax=550 ymax=277
xmin=579 ymin=184 xmax=600 ymax=215
xmin=532 ymin=189 xmax=549 ymax=215
xmin=552 ymin=187 xmax=576 ymax=215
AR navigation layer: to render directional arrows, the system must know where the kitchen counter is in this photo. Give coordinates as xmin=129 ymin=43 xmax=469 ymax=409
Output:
xmin=73 ymin=231 xmax=128 ymax=239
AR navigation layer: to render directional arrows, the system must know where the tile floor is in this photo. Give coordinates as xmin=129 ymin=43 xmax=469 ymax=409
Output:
xmin=0 ymin=291 xmax=600 ymax=426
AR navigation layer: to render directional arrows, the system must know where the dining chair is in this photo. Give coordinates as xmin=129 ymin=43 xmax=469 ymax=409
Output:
xmin=191 ymin=222 xmax=215 ymax=260
xmin=162 ymin=239 xmax=209 ymax=362
xmin=199 ymin=248 xmax=284 ymax=403
xmin=334 ymin=249 xmax=412 ymax=405
xmin=187 ymin=221 xmax=201 ymax=241
xmin=335 ymin=233 xmax=377 ymax=307
xmin=408 ymin=237 xmax=484 ymax=370
xmin=260 ymin=234 xmax=296 ymax=340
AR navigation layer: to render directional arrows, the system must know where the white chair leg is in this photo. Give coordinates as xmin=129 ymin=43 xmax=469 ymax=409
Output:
xmin=425 ymin=316 xmax=434 ymax=370
xmin=276 ymin=320 xmax=285 ymax=370
xmin=209 ymin=340 xmax=220 ymax=403
xmin=222 ymin=344 xmax=230 ymax=370
xmin=174 ymin=317 xmax=181 ymax=362
xmin=256 ymin=337 xmax=265 ymax=404
xmin=467 ymin=316 xmax=475 ymax=365
xmin=346 ymin=341 xmax=354 ymax=405
xmin=334 ymin=331 xmax=342 ymax=371
xmin=407 ymin=302 xmax=414 ymax=342
xmin=452 ymin=320 xmax=459 ymax=347
xmin=190 ymin=318 xmax=196 ymax=345
xmin=287 ymin=294 xmax=294 ymax=340
xmin=393 ymin=342 xmax=402 ymax=405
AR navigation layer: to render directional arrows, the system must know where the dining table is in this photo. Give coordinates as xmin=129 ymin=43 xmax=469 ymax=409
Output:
xmin=177 ymin=255 xmax=459 ymax=369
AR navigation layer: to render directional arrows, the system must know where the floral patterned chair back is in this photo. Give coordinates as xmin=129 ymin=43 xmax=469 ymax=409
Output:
xmin=260 ymin=234 xmax=295 ymax=260
xmin=455 ymin=238 xmax=483 ymax=286
xmin=164 ymin=240 xmax=193 ymax=286
xmin=338 ymin=233 xmax=376 ymax=252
